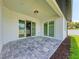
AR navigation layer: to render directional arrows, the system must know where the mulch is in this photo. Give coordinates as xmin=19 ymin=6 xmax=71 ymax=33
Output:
xmin=50 ymin=36 xmax=71 ymax=59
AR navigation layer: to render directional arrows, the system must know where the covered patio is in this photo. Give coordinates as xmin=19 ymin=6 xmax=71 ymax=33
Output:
xmin=0 ymin=0 xmax=72 ymax=59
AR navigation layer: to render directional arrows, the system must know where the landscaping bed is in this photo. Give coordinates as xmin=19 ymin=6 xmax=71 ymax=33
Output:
xmin=50 ymin=36 xmax=79 ymax=59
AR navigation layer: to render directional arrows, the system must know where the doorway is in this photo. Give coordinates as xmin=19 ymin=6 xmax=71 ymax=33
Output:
xmin=26 ymin=21 xmax=31 ymax=37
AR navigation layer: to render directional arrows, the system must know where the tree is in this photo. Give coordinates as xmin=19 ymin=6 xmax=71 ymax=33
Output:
xmin=67 ymin=22 xmax=75 ymax=29
xmin=74 ymin=22 xmax=79 ymax=29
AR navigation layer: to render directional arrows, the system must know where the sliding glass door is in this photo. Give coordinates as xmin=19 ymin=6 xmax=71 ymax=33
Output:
xmin=26 ymin=21 xmax=36 ymax=37
xmin=19 ymin=20 xmax=36 ymax=38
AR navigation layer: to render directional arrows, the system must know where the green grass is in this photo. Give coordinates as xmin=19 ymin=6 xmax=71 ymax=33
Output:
xmin=70 ymin=35 xmax=79 ymax=59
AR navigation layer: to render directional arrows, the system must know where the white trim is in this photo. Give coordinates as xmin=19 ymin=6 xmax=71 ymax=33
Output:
xmin=47 ymin=0 xmax=65 ymax=17
xmin=48 ymin=22 xmax=49 ymax=36
xmin=31 ymin=21 xmax=32 ymax=36
xmin=24 ymin=20 xmax=26 ymax=37
xmin=31 ymin=22 xmax=36 ymax=36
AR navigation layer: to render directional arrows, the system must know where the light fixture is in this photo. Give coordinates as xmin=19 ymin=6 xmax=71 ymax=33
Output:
xmin=34 ymin=9 xmax=39 ymax=13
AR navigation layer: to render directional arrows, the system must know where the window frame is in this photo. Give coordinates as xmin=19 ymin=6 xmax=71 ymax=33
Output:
xmin=44 ymin=21 xmax=54 ymax=37
xmin=31 ymin=22 xmax=36 ymax=36
xmin=19 ymin=20 xmax=26 ymax=38
xmin=19 ymin=20 xmax=36 ymax=38
xmin=44 ymin=22 xmax=48 ymax=36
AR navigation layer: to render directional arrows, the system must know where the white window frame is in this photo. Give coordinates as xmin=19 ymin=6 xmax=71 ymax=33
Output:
xmin=19 ymin=20 xmax=36 ymax=39
xmin=43 ymin=21 xmax=54 ymax=37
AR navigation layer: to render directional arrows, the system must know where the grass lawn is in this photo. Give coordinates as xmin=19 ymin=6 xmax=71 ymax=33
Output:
xmin=69 ymin=35 xmax=79 ymax=59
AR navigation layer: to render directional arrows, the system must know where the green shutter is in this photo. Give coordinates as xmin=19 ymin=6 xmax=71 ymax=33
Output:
xmin=44 ymin=22 xmax=48 ymax=36
xmin=32 ymin=22 xmax=36 ymax=36
xmin=49 ymin=21 xmax=54 ymax=37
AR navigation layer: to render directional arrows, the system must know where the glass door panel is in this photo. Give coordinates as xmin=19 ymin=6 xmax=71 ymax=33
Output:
xmin=19 ymin=20 xmax=25 ymax=38
xmin=26 ymin=21 xmax=31 ymax=37
xmin=49 ymin=21 xmax=54 ymax=37
xmin=32 ymin=22 xmax=36 ymax=36
xmin=44 ymin=22 xmax=48 ymax=36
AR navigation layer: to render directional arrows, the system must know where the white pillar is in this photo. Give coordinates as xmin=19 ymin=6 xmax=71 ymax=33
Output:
xmin=0 ymin=0 xmax=2 ymax=53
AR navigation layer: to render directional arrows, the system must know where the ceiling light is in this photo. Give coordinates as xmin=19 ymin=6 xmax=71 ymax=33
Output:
xmin=34 ymin=9 xmax=39 ymax=13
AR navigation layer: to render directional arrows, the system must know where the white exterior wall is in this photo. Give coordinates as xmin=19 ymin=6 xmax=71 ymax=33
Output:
xmin=1 ymin=5 xmax=67 ymax=53
xmin=55 ymin=18 xmax=63 ymax=40
xmin=2 ymin=6 xmax=41 ymax=44
xmin=55 ymin=18 xmax=67 ymax=40
xmin=41 ymin=17 xmax=67 ymax=40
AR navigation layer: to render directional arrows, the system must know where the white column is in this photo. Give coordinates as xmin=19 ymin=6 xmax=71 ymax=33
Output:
xmin=0 ymin=0 xmax=2 ymax=53
xmin=55 ymin=17 xmax=66 ymax=40
xmin=62 ymin=17 xmax=67 ymax=39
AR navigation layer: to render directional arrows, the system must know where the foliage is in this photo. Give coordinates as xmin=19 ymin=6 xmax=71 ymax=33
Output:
xmin=74 ymin=22 xmax=79 ymax=28
xmin=67 ymin=22 xmax=79 ymax=29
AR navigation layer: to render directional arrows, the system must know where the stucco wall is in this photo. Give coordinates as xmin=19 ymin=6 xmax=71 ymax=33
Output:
xmin=2 ymin=6 xmax=41 ymax=44
xmin=1 ymin=5 xmax=67 ymax=52
xmin=55 ymin=18 xmax=64 ymax=40
xmin=55 ymin=17 xmax=67 ymax=40
xmin=41 ymin=17 xmax=67 ymax=40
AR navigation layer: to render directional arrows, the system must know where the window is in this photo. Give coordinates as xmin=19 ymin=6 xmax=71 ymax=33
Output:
xmin=19 ymin=20 xmax=25 ymax=38
xmin=44 ymin=22 xmax=48 ymax=36
xmin=44 ymin=21 xmax=54 ymax=37
xmin=49 ymin=21 xmax=54 ymax=37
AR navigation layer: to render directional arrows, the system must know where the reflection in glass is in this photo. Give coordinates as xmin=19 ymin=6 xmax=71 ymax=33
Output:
xmin=49 ymin=21 xmax=54 ymax=37
xmin=44 ymin=22 xmax=48 ymax=36
xmin=19 ymin=20 xmax=25 ymax=38
xmin=32 ymin=22 xmax=36 ymax=36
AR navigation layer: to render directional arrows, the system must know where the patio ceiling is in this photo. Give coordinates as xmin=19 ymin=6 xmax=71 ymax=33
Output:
xmin=3 ymin=0 xmax=60 ymax=20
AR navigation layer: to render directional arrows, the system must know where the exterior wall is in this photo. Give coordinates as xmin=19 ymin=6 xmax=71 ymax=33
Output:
xmin=63 ymin=17 xmax=67 ymax=39
xmin=2 ymin=6 xmax=41 ymax=44
xmin=55 ymin=18 xmax=64 ymax=40
xmin=41 ymin=17 xmax=67 ymax=40
xmin=55 ymin=17 xmax=67 ymax=40
xmin=1 ymin=5 xmax=67 ymax=52
xmin=0 ymin=0 xmax=2 ymax=53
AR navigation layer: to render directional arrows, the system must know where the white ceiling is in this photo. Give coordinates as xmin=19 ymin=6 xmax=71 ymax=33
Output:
xmin=3 ymin=0 xmax=59 ymax=20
